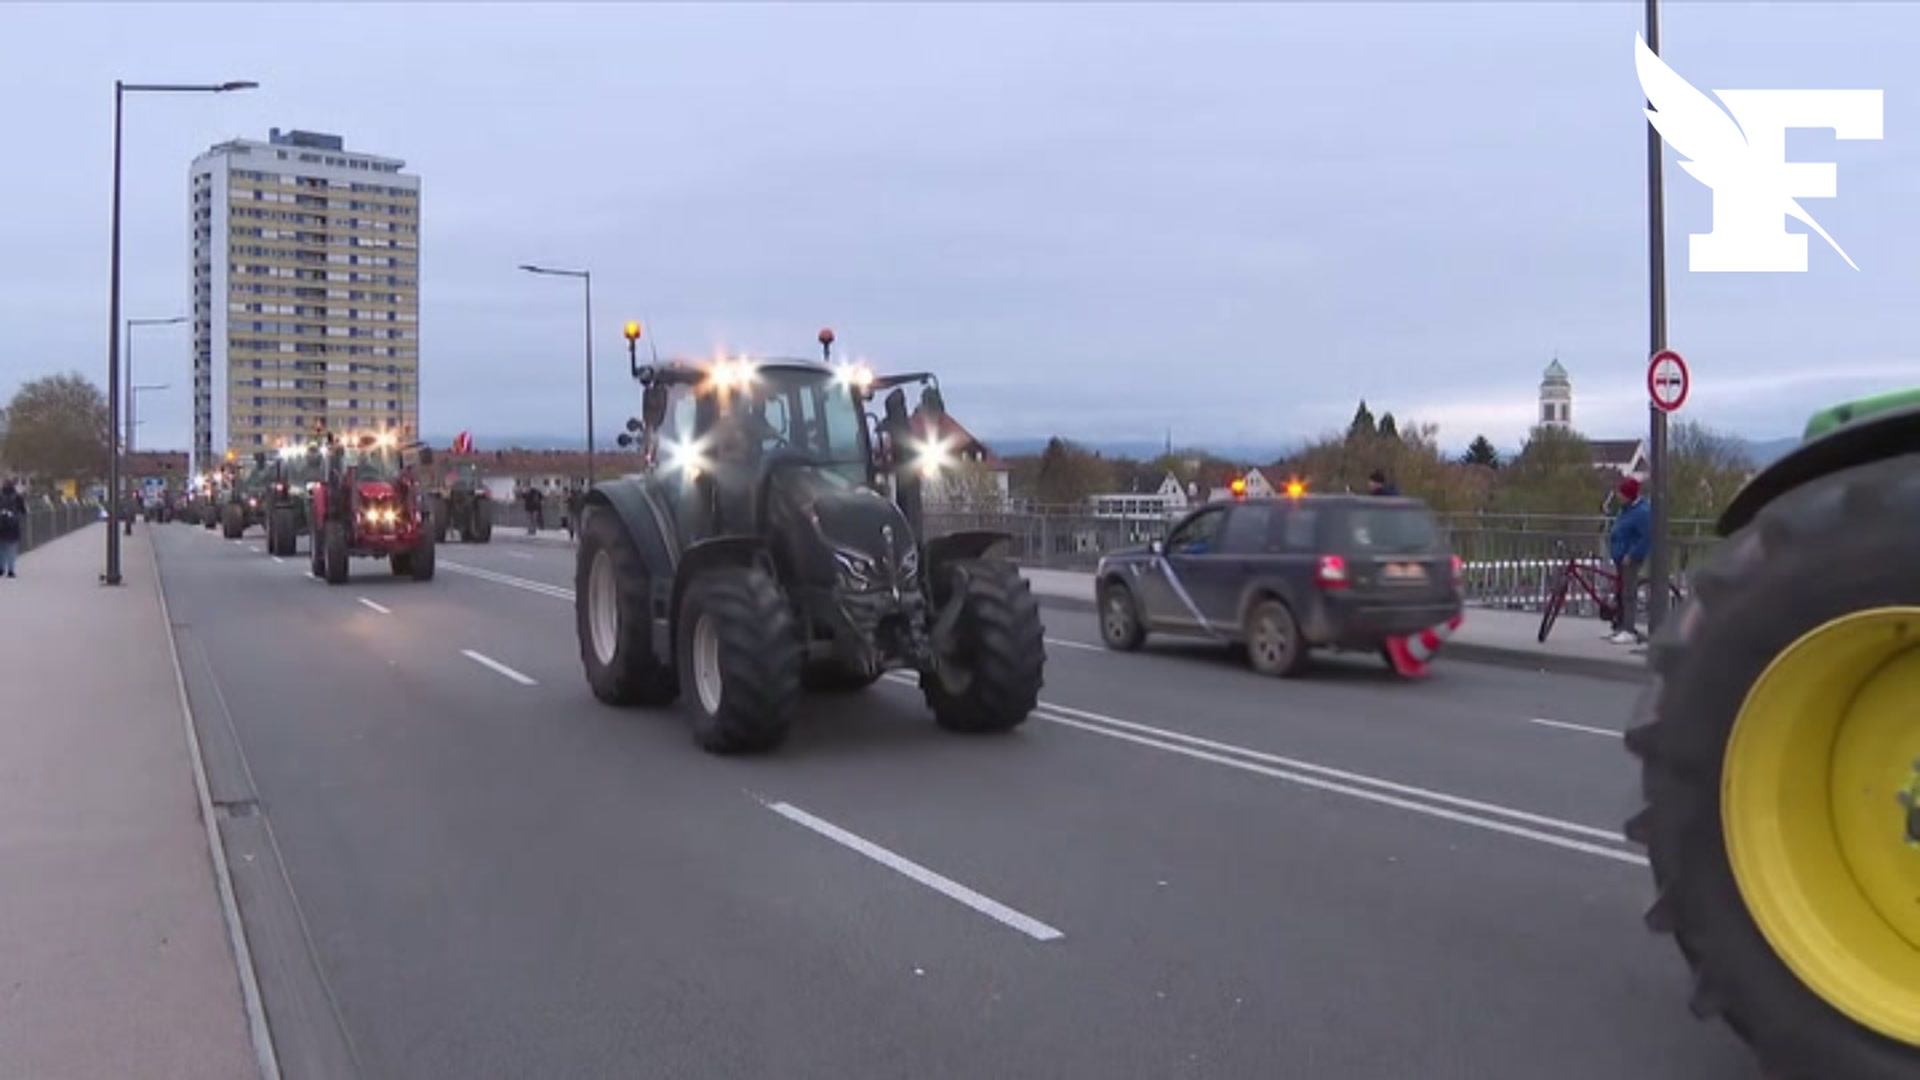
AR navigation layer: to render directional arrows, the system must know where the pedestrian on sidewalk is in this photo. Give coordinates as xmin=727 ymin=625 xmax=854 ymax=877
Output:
xmin=0 ymin=479 xmax=26 ymax=577
xmin=1607 ymin=476 xmax=1652 ymax=645
xmin=522 ymin=485 xmax=544 ymax=535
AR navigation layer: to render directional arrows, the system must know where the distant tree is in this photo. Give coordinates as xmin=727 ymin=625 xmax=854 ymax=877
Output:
xmin=1493 ymin=425 xmax=1599 ymax=515
xmin=1377 ymin=412 xmax=1400 ymax=442
xmin=1034 ymin=436 xmax=1114 ymax=507
xmin=1281 ymin=419 xmax=1489 ymax=513
xmin=1347 ymin=400 xmax=1377 ymax=441
xmin=1460 ymin=435 xmax=1501 ymax=469
xmin=1107 ymin=455 xmax=1158 ymax=494
xmin=1665 ymin=420 xmax=1753 ymax=520
xmin=2 ymin=373 xmax=112 ymax=483
xmin=931 ymin=459 xmax=1009 ymax=509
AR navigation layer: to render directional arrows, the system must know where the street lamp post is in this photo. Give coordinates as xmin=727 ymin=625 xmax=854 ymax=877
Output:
xmin=517 ymin=264 xmax=597 ymax=489
xmin=1642 ymin=0 xmax=1673 ymax=635
xmin=105 ymin=78 xmax=256 ymax=586
xmin=125 ymin=315 xmax=187 ymax=535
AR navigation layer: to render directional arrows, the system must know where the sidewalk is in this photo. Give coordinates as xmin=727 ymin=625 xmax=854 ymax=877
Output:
xmin=0 ymin=525 xmax=261 ymax=1080
xmin=1022 ymin=567 xmax=1647 ymax=683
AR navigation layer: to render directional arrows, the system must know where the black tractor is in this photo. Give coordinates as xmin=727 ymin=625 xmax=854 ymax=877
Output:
xmin=426 ymin=462 xmax=494 ymax=544
xmin=573 ymin=326 xmax=1046 ymax=754
xmin=220 ymin=462 xmax=268 ymax=539
xmin=259 ymin=445 xmax=322 ymax=557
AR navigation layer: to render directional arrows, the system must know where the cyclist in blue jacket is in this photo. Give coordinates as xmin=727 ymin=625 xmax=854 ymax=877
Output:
xmin=1607 ymin=476 xmax=1652 ymax=644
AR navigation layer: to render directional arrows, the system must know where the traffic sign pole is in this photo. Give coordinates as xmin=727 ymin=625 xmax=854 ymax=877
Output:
xmin=1644 ymin=0 xmax=1673 ymax=638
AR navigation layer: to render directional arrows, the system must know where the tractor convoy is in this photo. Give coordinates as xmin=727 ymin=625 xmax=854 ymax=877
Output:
xmin=573 ymin=327 xmax=1046 ymax=755
xmin=1627 ymin=386 xmax=1920 ymax=1080
xmin=425 ymin=462 xmax=495 ymax=544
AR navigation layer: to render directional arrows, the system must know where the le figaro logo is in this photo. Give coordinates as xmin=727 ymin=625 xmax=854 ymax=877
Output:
xmin=1634 ymin=35 xmax=1883 ymax=273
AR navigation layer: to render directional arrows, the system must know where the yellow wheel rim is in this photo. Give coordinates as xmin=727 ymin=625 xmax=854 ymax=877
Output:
xmin=1725 ymin=607 xmax=1920 ymax=1046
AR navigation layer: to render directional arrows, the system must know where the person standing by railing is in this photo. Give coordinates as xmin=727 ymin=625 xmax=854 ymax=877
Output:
xmin=1607 ymin=476 xmax=1652 ymax=644
xmin=0 ymin=480 xmax=26 ymax=578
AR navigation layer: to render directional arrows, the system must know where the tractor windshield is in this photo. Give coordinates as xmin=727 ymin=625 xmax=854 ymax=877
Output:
xmin=709 ymin=365 xmax=869 ymax=483
xmin=342 ymin=447 xmax=400 ymax=482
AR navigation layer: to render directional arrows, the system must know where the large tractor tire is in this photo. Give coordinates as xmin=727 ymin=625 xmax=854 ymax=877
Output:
xmin=427 ymin=494 xmax=449 ymax=544
xmin=575 ymin=508 xmax=677 ymax=707
xmin=1625 ymin=454 xmax=1920 ymax=1080
xmin=921 ymin=558 xmax=1045 ymax=734
xmin=322 ymin=520 xmax=350 ymax=585
xmin=468 ymin=499 xmax=493 ymax=543
xmin=269 ymin=508 xmax=296 ymax=556
xmin=675 ymin=565 xmax=802 ymax=754
xmin=410 ymin=532 xmax=435 ymax=581
xmin=222 ymin=503 xmax=245 ymax=539
xmin=203 ymin=512 xmax=217 ymax=531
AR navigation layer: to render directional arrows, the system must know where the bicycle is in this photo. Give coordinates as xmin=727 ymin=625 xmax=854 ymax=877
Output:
xmin=1536 ymin=540 xmax=1684 ymax=644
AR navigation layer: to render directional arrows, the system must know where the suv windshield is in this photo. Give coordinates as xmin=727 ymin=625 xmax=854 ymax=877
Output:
xmin=1342 ymin=505 xmax=1444 ymax=554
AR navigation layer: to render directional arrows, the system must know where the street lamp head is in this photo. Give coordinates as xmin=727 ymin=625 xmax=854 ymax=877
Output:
xmin=517 ymin=264 xmax=542 ymax=274
xmin=624 ymin=321 xmax=642 ymax=342
xmin=219 ymin=81 xmax=259 ymax=92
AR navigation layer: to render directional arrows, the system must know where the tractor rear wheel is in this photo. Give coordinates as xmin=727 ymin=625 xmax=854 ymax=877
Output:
xmin=676 ymin=565 xmax=801 ymax=754
xmin=390 ymin=551 xmax=414 ymax=576
xmin=1625 ymin=454 xmax=1920 ymax=1080
xmin=469 ymin=499 xmax=493 ymax=543
xmin=922 ymin=559 xmax=1045 ymax=734
xmin=323 ymin=520 xmax=350 ymax=585
xmin=575 ymin=507 xmax=677 ymax=706
xmin=222 ymin=503 xmax=245 ymax=539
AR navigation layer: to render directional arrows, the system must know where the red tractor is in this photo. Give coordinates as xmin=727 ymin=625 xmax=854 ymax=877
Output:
xmin=308 ymin=432 xmax=438 ymax=585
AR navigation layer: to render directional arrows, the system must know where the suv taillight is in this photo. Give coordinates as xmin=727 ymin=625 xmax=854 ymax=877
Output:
xmin=1451 ymin=555 xmax=1463 ymax=590
xmin=1315 ymin=555 xmax=1350 ymax=589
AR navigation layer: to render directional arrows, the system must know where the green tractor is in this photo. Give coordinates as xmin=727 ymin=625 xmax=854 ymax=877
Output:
xmin=220 ymin=462 xmax=269 ymax=539
xmin=1627 ymin=387 xmax=1920 ymax=1080
xmin=573 ymin=327 xmax=1046 ymax=755
xmin=425 ymin=462 xmax=495 ymax=544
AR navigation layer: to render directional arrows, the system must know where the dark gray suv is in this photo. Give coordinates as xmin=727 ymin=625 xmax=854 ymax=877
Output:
xmin=1093 ymin=494 xmax=1463 ymax=676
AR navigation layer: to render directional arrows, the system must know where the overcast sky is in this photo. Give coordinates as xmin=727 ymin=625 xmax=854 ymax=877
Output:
xmin=3 ymin=2 xmax=1915 ymax=455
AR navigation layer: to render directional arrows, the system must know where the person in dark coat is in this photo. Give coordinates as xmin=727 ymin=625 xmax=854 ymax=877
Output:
xmin=1367 ymin=469 xmax=1400 ymax=496
xmin=0 ymin=480 xmax=27 ymax=578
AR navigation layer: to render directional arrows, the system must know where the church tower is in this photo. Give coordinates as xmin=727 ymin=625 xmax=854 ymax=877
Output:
xmin=1539 ymin=358 xmax=1572 ymax=430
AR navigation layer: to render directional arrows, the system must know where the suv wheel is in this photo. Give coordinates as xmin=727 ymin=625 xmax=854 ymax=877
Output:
xmin=1245 ymin=598 xmax=1306 ymax=677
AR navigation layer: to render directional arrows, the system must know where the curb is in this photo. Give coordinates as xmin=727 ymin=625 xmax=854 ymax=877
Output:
xmin=1027 ymin=594 xmax=1649 ymax=685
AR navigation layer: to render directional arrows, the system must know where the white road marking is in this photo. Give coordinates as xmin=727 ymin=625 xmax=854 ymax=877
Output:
xmin=272 ymin=556 xmax=285 ymax=564
xmin=461 ymin=649 xmax=537 ymax=685
xmin=357 ymin=598 xmax=392 ymax=615
xmin=1529 ymin=717 xmax=1622 ymax=738
xmin=509 ymin=551 xmax=533 ymax=560
xmin=1042 ymin=713 xmax=1646 ymax=866
xmin=1044 ymin=637 xmax=1104 ymax=652
xmin=764 ymin=800 xmax=1064 ymax=942
xmin=442 ymin=561 xmax=573 ymax=601
xmin=877 ymin=672 xmax=1639 ymax=864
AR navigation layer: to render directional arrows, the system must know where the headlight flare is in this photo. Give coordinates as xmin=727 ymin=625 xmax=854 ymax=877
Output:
xmin=659 ymin=435 xmax=711 ymax=477
xmin=909 ymin=435 xmax=955 ymax=477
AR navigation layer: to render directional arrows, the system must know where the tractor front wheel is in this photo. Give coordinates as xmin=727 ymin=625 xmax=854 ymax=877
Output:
xmin=410 ymin=533 xmax=435 ymax=581
xmin=1626 ymin=454 xmax=1920 ymax=1080
xmin=269 ymin=508 xmax=296 ymax=556
xmin=921 ymin=559 xmax=1045 ymax=734
xmin=676 ymin=565 xmax=801 ymax=754
xmin=575 ymin=507 xmax=677 ymax=706
xmin=322 ymin=520 xmax=350 ymax=585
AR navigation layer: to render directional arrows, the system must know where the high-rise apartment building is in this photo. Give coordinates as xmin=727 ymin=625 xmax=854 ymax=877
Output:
xmin=191 ymin=128 xmax=420 ymax=472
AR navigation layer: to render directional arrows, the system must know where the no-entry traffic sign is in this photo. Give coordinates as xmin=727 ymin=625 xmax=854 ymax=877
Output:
xmin=1648 ymin=349 xmax=1689 ymax=412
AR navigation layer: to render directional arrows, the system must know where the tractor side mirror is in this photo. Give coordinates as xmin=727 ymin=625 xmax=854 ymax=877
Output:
xmin=617 ymin=433 xmax=634 ymax=448
xmin=642 ymin=384 xmax=669 ymax=432
xmin=625 ymin=417 xmax=642 ymax=434
xmin=882 ymin=388 xmax=909 ymax=428
xmin=418 ymin=447 xmax=435 ymax=466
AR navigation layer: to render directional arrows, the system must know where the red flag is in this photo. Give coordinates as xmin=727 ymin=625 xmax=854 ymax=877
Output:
xmin=453 ymin=431 xmax=474 ymax=454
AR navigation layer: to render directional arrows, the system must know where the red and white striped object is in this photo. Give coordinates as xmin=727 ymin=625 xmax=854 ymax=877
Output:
xmin=1384 ymin=612 xmax=1466 ymax=678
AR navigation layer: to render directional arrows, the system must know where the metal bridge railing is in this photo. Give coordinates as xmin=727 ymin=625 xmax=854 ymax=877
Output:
xmin=18 ymin=497 xmax=102 ymax=556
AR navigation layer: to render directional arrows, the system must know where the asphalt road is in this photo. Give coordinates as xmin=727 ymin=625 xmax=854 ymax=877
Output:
xmin=152 ymin=525 xmax=1758 ymax=1080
